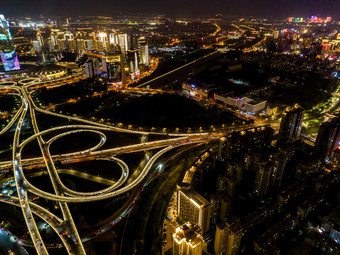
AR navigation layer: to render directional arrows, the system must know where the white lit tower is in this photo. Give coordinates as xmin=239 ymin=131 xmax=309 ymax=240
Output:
xmin=98 ymin=32 xmax=108 ymax=50
xmin=118 ymin=34 xmax=128 ymax=55
xmin=138 ymin=36 xmax=149 ymax=65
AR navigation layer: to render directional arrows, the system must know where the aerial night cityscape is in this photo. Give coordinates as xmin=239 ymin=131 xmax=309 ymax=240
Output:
xmin=1 ymin=1 xmax=340 ymax=255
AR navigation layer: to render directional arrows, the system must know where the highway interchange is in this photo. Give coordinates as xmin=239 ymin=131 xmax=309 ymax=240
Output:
xmin=0 ymin=65 xmax=279 ymax=254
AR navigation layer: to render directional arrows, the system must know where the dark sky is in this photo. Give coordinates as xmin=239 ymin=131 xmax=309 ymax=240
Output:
xmin=3 ymin=0 xmax=340 ymax=18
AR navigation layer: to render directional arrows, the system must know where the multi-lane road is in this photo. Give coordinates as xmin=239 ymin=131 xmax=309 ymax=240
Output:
xmin=0 ymin=67 xmax=279 ymax=255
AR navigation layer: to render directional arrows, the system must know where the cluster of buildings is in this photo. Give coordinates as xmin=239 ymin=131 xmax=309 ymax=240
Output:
xmin=182 ymin=82 xmax=267 ymax=114
xmin=170 ymin=101 xmax=340 ymax=255
xmin=287 ymin=16 xmax=332 ymax=23
xmin=0 ymin=14 xmax=20 ymax=71
xmin=171 ymin=104 xmax=305 ymax=255
xmin=31 ymin=30 xmax=149 ymax=83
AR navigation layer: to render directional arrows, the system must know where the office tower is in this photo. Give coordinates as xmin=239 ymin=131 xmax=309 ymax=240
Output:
xmin=139 ymin=43 xmax=149 ymax=65
xmin=177 ymin=187 xmax=211 ymax=233
xmin=127 ymin=49 xmax=140 ymax=80
xmin=98 ymin=32 xmax=108 ymax=50
xmin=49 ymin=32 xmax=57 ymax=51
xmin=85 ymin=59 xmax=101 ymax=78
xmin=85 ymin=59 xmax=95 ymax=78
xmin=138 ymin=37 xmax=148 ymax=64
xmin=0 ymin=14 xmax=20 ymax=71
xmin=214 ymin=219 xmax=243 ymax=255
xmin=225 ymin=126 xmax=273 ymax=160
xmin=130 ymin=35 xmax=139 ymax=49
xmin=277 ymin=104 xmax=304 ymax=146
xmin=118 ymin=34 xmax=128 ymax=54
xmin=102 ymin=53 xmax=125 ymax=83
xmin=253 ymin=162 xmax=272 ymax=197
xmin=93 ymin=59 xmax=101 ymax=75
xmin=314 ymin=115 xmax=340 ymax=160
xmin=173 ymin=223 xmax=204 ymax=255
xmin=36 ymin=31 xmax=44 ymax=47
xmin=109 ymin=33 xmax=118 ymax=44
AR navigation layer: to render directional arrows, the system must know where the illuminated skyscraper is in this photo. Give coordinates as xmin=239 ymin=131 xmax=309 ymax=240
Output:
xmin=177 ymin=187 xmax=211 ymax=233
xmin=36 ymin=31 xmax=44 ymax=47
xmin=98 ymin=32 xmax=108 ymax=50
xmin=127 ymin=49 xmax=140 ymax=80
xmin=109 ymin=33 xmax=118 ymax=44
xmin=102 ymin=53 xmax=125 ymax=83
xmin=277 ymin=104 xmax=304 ymax=146
xmin=138 ymin=37 xmax=149 ymax=65
xmin=118 ymin=34 xmax=128 ymax=54
xmin=173 ymin=223 xmax=204 ymax=255
xmin=50 ymin=32 xmax=57 ymax=50
xmin=0 ymin=14 xmax=20 ymax=71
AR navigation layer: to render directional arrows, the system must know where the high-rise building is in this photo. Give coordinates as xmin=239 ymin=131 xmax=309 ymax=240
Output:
xmin=130 ymin=35 xmax=139 ymax=50
xmin=0 ymin=14 xmax=20 ymax=71
xmin=48 ymin=32 xmax=57 ymax=51
xmin=214 ymin=219 xmax=243 ymax=255
xmin=253 ymin=162 xmax=272 ymax=197
xmin=102 ymin=53 xmax=125 ymax=83
xmin=118 ymin=34 xmax=128 ymax=55
xmin=127 ymin=49 xmax=140 ymax=80
xmin=36 ymin=31 xmax=44 ymax=47
xmin=109 ymin=33 xmax=118 ymax=44
xmin=277 ymin=104 xmax=304 ymax=146
xmin=314 ymin=115 xmax=340 ymax=161
xmin=177 ymin=187 xmax=211 ymax=233
xmin=98 ymin=32 xmax=108 ymax=50
xmin=85 ymin=59 xmax=94 ymax=78
xmin=138 ymin=36 xmax=149 ymax=65
xmin=269 ymin=149 xmax=292 ymax=187
xmin=173 ymin=223 xmax=205 ymax=255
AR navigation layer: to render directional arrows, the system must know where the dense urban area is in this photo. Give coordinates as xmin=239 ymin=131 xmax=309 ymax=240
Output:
xmin=0 ymin=10 xmax=340 ymax=255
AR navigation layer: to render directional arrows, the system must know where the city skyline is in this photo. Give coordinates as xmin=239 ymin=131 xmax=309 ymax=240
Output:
xmin=3 ymin=0 xmax=340 ymax=18
xmin=1 ymin=7 xmax=340 ymax=255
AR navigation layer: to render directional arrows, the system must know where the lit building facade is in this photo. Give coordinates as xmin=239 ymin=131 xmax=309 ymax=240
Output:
xmin=0 ymin=14 xmax=20 ymax=71
xmin=173 ymin=223 xmax=204 ymax=255
xmin=102 ymin=53 xmax=125 ymax=83
xmin=177 ymin=187 xmax=211 ymax=234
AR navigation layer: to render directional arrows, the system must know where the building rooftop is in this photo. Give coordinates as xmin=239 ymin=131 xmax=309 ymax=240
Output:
xmin=28 ymin=63 xmax=66 ymax=75
xmin=173 ymin=222 xmax=204 ymax=247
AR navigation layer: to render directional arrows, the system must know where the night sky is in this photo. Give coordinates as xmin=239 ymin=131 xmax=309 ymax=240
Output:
xmin=3 ymin=0 xmax=340 ymax=17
